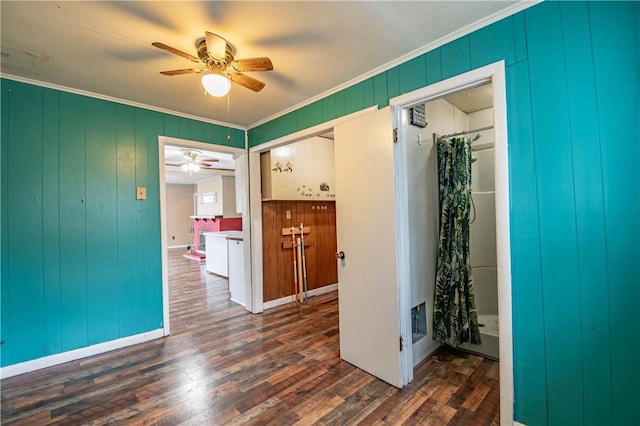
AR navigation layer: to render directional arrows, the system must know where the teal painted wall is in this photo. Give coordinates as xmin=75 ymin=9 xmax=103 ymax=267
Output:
xmin=0 ymin=79 xmax=244 ymax=367
xmin=248 ymin=2 xmax=640 ymax=425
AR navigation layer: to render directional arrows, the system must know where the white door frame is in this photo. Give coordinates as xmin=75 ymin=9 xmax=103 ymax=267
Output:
xmin=158 ymin=135 xmax=249 ymax=336
xmin=390 ymin=60 xmax=514 ymax=424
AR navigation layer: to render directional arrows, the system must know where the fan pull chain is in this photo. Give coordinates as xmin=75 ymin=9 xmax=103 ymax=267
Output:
xmin=227 ymin=90 xmax=231 ymax=142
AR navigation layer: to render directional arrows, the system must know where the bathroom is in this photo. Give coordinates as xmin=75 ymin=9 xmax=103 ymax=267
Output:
xmin=405 ymin=81 xmax=499 ymax=366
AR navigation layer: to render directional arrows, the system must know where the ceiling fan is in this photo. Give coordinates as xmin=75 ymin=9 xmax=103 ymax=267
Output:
xmin=152 ymin=31 xmax=273 ymax=96
xmin=165 ymin=149 xmax=233 ymax=174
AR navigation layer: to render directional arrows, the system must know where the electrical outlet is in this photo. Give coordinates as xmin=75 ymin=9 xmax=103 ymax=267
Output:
xmin=286 ymin=210 xmax=291 ymax=219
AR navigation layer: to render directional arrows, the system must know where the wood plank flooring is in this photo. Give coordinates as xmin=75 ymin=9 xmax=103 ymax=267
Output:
xmin=1 ymin=249 xmax=499 ymax=425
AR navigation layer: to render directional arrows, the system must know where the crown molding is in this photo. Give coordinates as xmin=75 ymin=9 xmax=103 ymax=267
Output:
xmin=0 ymin=73 xmax=246 ymax=131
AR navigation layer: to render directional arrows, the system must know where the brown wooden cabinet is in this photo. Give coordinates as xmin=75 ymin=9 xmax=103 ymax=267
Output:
xmin=262 ymin=200 xmax=337 ymax=302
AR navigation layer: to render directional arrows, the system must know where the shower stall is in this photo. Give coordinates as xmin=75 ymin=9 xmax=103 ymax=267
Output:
xmin=444 ymin=111 xmax=499 ymax=360
xmin=407 ymin=84 xmax=499 ymax=366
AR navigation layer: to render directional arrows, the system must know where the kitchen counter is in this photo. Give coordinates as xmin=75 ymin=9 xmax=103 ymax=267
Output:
xmin=202 ymin=230 xmax=243 ymax=240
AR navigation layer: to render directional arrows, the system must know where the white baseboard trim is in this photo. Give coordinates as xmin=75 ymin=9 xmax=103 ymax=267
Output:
xmin=514 ymin=421 xmax=527 ymax=426
xmin=263 ymin=284 xmax=338 ymax=310
xmin=0 ymin=328 xmax=164 ymax=379
xmin=230 ymin=298 xmax=246 ymax=307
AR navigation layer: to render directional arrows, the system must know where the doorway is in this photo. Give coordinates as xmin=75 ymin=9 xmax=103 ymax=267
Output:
xmin=258 ymin=134 xmax=339 ymax=310
xmin=158 ymin=135 xmax=250 ymax=336
xmin=247 ymin=108 xmax=378 ymax=313
xmin=401 ymin=81 xmax=498 ymax=363
xmin=391 ymin=60 xmax=513 ymax=422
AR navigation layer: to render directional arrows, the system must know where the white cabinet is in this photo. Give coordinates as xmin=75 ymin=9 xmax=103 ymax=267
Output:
xmin=205 ymin=233 xmax=228 ymax=277
xmin=311 ymin=136 xmax=335 ymax=199
xmin=261 ymin=136 xmax=336 ymax=200
xmin=227 ymin=238 xmax=245 ymax=306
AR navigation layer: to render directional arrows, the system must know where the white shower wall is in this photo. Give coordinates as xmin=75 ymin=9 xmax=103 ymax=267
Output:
xmin=468 ymin=107 xmax=498 ymax=316
xmin=406 ymin=100 xmax=498 ymax=365
xmin=407 ymin=99 xmax=467 ymax=366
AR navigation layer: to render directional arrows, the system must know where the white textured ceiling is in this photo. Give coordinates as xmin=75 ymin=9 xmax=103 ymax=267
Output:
xmin=1 ymin=1 xmax=525 ymax=129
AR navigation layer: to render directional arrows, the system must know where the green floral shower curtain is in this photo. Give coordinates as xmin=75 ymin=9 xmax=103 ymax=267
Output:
xmin=433 ymin=137 xmax=481 ymax=346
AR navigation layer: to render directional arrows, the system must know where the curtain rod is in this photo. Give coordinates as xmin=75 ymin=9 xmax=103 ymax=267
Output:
xmin=436 ymin=125 xmax=494 ymax=142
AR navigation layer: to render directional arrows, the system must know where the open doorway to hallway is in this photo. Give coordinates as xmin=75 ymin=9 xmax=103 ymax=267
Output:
xmin=159 ymin=136 xmax=250 ymax=336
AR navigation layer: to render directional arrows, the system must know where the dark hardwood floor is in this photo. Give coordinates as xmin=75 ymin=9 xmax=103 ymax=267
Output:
xmin=1 ymin=249 xmax=499 ymax=425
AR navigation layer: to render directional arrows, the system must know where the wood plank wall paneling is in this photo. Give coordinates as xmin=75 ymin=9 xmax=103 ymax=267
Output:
xmin=0 ymin=78 xmax=240 ymax=368
xmin=8 ymin=82 xmax=46 ymax=362
xmin=262 ymin=201 xmax=337 ymax=302
xmin=42 ymin=89 xmax=62 ymax=355
xmin=59 ymin=92 xmax=89 ymax=353
xmin=1 ymin=80 xmax=10 ymax=355
xmin=588 ymin=3 xmax=640 ymax=425
xmin=560 ymin=3 xmax=611 ymax=424
xmin=398 ymin=55 xmax=427 ymax=95
xmin=526 ymin=4 xmax=584 ymax=424
xmin=86 ymin=98 xmax=119 ymax=345
xmin=116 ymin=103 xmax=139 ymax=339
xmin=441 ymin=37 xmax=471 ymax=80
xmin=506 ymin=61 xmax=547 ymax=424
xmin=248 ymin=3 xmax=640 ymax=425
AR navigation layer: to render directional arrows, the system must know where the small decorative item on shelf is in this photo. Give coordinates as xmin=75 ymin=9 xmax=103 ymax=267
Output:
xmin=319 ymin=182 xmax=330 ymax=192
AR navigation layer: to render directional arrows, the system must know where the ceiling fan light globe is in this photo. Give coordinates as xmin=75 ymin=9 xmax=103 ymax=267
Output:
xmin=181 ymin=162 xmax=201 ymax=174
xmin=201 ymin=74 xmax=231 ymax=97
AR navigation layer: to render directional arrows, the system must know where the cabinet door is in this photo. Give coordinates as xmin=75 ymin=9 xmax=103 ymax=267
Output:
xmin=205 ymin=235 xmax=216 ymax=273
xmin=311 ymin=136 xmax=336 ymax=200
xmin=292 ymin=139 xmax=313 ymax=200
xmin=228 ymin=239 xmax=245 ymax=306
xmin=207 ymin=235 xmax=228 ymax=277
xmin=265 ymin=137 xmax=335 ymax=201
xmin=269 ymin=145 xmax=297 ymax=199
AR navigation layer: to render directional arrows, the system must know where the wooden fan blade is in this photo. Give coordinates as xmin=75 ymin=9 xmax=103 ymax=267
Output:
xmin=160 ymin=68 xmax=203 ymax=76
xmin=231 ymin=57 xmax=274 ymax=72
xmin=205 ymin=31 xmax=227 ymax=60
xmin=231 ymin=73 xmax=266 ymax=92
xmin=201 ymin=167 xmax=235 ymax=172
xmin=152 ymin=42 xmax=199 ymax=63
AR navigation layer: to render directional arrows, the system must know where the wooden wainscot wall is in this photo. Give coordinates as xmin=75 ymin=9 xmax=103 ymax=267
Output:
xmin=262 ymin=200 xmax=337 ymax=302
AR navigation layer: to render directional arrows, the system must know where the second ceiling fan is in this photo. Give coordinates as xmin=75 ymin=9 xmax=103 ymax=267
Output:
xmin=153 ymin=31 xmax=273 ymax=95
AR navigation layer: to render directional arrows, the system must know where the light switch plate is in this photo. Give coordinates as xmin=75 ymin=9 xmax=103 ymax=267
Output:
xmin=136 ymin=186 xmax=147 ymax=200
